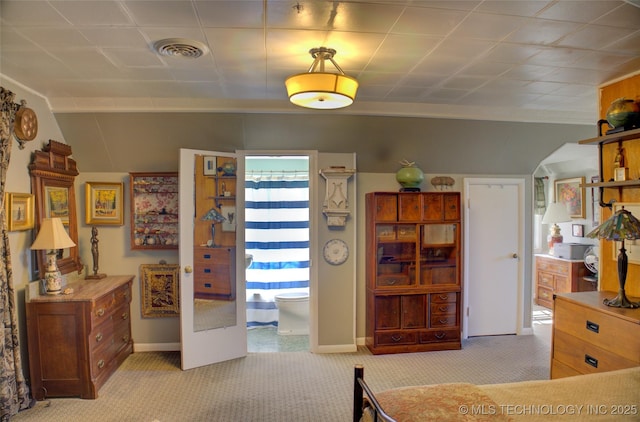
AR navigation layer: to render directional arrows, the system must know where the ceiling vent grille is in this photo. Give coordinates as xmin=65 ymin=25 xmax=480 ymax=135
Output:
xmin=152 ymin=38 xmax=209 ymax=59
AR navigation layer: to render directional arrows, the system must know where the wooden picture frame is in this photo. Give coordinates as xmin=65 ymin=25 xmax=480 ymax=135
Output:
xmin=555 ymin=177 xmax=585 ymax=219
xmin=4 ymin=192 xmax=34 ymax=231
xmin=85 ymin=182 xmax=124 ymax=225
xmin=203 ymin=156 xmax=217 ymax=175
xmin=140 ymin=264 xmax=180 ymax=318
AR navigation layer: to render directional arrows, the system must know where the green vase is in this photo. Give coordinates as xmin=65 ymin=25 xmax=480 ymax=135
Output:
xmin=396 ymin=161 xmax=424 ymax=191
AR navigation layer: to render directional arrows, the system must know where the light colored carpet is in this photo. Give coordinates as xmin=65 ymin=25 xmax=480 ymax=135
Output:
xmin=13 ymin=324 xmax=551 ymax=422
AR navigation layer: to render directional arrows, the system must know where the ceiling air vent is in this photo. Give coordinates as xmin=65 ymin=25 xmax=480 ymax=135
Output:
xmin=152 ymin=38 xmax=209 ymax=59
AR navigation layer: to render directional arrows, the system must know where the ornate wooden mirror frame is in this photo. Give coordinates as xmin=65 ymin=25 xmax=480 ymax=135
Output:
xmin=29 ymin=140 xmax=83 ymax=277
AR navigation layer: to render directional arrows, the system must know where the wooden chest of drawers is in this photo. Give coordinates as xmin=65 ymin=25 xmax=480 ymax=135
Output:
xmin=26 ymin=275 xmax=134 ymax=399
xmin=535 ymin=255 xmax=593 ymax=308
xmin=193 ymin=246 xmax=236 ymax=300
xmin=551 ymin=291 xmax=640 ymax=379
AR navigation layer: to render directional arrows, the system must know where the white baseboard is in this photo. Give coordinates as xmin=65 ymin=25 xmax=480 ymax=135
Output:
xmin=314 ymin=344 xmax=357 ymax=353
xmin=134 ymin=342 xmax=181 ymax=352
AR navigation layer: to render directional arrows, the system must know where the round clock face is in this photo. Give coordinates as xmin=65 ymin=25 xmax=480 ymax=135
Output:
xmin=323 ymin=239 xmax=349 ymax=265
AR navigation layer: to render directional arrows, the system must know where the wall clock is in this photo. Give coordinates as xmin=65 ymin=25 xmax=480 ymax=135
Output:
xmin=323 ymin=238 xmax=349 ymax=265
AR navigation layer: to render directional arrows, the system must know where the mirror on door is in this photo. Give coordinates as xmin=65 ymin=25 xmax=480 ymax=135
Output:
xmin=192 ymin=154 xmax=237 ymax=332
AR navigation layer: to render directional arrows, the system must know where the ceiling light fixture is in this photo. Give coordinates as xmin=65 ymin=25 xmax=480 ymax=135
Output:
xmin=285 ymin=47 xmax=358 ymax=110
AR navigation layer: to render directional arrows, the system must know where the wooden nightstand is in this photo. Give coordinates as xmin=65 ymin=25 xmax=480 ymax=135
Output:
xmin=551 ymin=291 xmax=640 ymax=379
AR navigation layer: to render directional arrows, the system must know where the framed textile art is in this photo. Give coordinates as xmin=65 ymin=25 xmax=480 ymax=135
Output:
xmin=140 ymin=264 xmax=180 ymax=318
xmin=555 ymin=177 xmax=585 ymax=219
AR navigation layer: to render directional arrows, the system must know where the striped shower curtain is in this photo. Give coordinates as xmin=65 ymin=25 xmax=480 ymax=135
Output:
xmin=245 ymin=172 xmax=310 ymax=328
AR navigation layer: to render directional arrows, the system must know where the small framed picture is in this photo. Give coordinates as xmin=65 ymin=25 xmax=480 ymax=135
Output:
xmin=44 ymin=186 xmax=70 ymax=224
xmin=4 ymin=192 xmax=34 ymax=231
xmin=85 ymin=182 xmax=124 ymax=225
xmin=572 ymin=224 xmax=584 ymax=237
xmin=203 ymin=156 xmax=217 ymax=175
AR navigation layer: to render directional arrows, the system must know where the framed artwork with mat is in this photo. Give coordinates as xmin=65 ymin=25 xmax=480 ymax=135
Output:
xmin=140 ymin=264 xmax=180 ymax=318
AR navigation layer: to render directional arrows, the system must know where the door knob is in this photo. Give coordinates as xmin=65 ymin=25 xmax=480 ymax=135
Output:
xmin=512 ymin=253 xmax=518 ymax=259
xmin=184 ymin=266 xmax=193 ymax=273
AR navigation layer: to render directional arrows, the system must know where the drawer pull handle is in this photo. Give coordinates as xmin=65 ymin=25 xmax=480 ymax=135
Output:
xmin=121 ymin=312 xmax=129 ymax=320
xmin=96 ymin=308 xmax=105 ymax=317
xmin=435 ymin=332 xmax=446 ymax=339
xmin=585 ymin=354 xmax=598 ymax=368
xmin=204 ymin=254 xmax=211 ymax=259
xmin=388 ymin=279 xmax=397 ymax=285
xmin=438 ymin=318 xmax=448 ymax=324
xmin=391 ymin=335 xmax=403 ymax=342
xmin=438 ymin=305 xmax=448 ymax=312
xmin=97 ymin=359 xmax=105 ymax=369
xmin=586 ymin=320 xmax=599 ymax=333
xmin=438 ymin=294 xmax=448 ymax=300
xmin=122 ymin=334 xmax=130 ymax=343
xmin=95 ymin=333 xmax=103 ymax=342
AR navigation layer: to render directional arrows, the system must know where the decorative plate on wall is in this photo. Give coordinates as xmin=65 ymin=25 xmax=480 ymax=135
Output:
xmin=14 ymin=106 xmax=38 ymax=142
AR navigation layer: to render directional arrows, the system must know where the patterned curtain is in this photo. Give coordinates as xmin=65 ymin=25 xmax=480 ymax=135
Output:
xmin=0 ymin=87 xmax=33 ymax=420
xmin=245 ymin=172 xmax=310 ymax=328
xmin=534 ymin=177 xmax=547 ymax=216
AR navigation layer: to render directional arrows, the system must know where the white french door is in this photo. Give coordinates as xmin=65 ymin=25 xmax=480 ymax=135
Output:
xmin=179 ymin=148 xmax=247 ymax=370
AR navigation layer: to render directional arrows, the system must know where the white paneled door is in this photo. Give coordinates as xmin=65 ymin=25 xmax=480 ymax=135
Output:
xmin=464 ymin=178 xmax=524 ymax=337
xmin=179 ymin=149 xmax=247 ymax=370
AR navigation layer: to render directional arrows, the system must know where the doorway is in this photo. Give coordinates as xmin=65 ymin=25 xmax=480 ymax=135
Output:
xmin=244 ymin=156 xmax=310 ymax=352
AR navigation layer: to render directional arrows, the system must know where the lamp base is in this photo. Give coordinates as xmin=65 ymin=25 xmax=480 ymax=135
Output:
xmin=603 ymin=289 xmax=640 ymax=308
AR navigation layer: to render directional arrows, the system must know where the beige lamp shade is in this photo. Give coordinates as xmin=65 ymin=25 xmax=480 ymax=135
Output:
xmin=541 ymin=202 xmax=571 ymax=224
xmin=31 ymin=218 xmax=76 ymax=250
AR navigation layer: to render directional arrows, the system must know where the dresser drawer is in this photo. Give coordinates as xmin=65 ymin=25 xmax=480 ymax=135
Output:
xmin=376 ymin=331 xmax=416 ymax=346
xmin=553 ymin=331 xmax=638 ymax=374
xmin=431 ymin=301 xmax=456 ymax=315
xmin=537 ymin=272 xmax=554 ymax=288
xmin=430 ymin=314 xmax=457 ymax=327
xmin=537 ymin=257 xmax=569 ymax=274
xmin=420 ymin=328 xmax=460 ymax=344
xmin=554 ymin=298 xmax=640 ymax=362
xmin=91 ymin=293 xmax=115 ymax=327
xmin=536 ymin=286 xmax=553 ymax=306
xmin=88 ymin=318 xmax=114 ymax=353
xmin=90 ymin=342 xmax=115 ymax=379
xmin=431 ymin=292 xmax=457 ymax=303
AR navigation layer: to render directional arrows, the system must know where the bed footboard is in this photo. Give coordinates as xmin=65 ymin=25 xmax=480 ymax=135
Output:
xmin=353 ymin=365 xmax=396 ymax=422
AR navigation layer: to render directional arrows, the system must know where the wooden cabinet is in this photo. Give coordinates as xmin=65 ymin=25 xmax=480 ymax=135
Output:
xmin=26 ymin=276 xmax=134 ymax=399
xmin=535 ymin=255 xmax=593 ymax=308
xmin=129 ymin=172 xmax=178 ymax=249
xmin=193 ymin=246 xmax=236 ymax=300
xmin=551 ymin=291 xmax=640 ymax=379
xmin=366 ymin=192 xmax=461 ymax=355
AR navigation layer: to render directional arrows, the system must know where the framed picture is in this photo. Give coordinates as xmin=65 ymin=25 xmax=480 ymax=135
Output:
xmin=85 ymin=182 xmax=124 ymax=225
xmin=4 ymin=192 xmax=34 ymax=231
xmin=140 ymin=264 xmax=180 ymax=318
xmin=44 ymin=186 xmax=70 ymax=224
xmin=203 ymin=156 xmax=217 ymax=175
xmin=221 ymin=205 xmax=236 ymax=232
xmin=555 ymin=177 xmax=585 ymax=218
xmin=572 ymin=224 xmax=584 ymax=237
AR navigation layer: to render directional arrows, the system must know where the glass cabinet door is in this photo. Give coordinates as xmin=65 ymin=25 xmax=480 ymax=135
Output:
xmin=419 ymin=223 xmax=459 ymax=286
xmin=375 ymin=223 xmax=417 ymax=288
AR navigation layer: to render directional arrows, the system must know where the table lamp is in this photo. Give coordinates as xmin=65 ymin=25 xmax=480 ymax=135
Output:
xmin=542 ymin=202 xmax=571 ymax=255
xmin=30 ymin=217 xmax=76 ymax=295
xmin=587 ymin=206 xmax=640 ymax=308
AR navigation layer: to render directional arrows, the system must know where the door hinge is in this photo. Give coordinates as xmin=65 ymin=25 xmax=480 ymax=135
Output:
xmin=466 ymin=307 xmax=469 ymax=317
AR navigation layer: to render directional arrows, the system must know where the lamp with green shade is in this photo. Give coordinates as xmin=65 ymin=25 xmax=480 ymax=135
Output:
xmin=587 ymin=206 xmax=640 ymax=308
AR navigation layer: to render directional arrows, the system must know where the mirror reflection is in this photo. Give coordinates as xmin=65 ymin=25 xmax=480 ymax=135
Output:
xmin=193 ymin=154 xmax=237 ymax=332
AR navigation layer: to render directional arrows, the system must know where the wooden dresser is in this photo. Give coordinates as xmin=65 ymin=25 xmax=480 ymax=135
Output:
xmin=26 ymin=275 xmax=134 ymax=399
xmin=551 ymin=291 xmax=640 ymax=379
xmin=193 ymin=246 xmax=236 ymax=300
xmin=535 ymin=255 xmax=593 ymax=308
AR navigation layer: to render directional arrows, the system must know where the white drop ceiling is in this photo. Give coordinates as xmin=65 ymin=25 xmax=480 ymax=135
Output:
xmin=2 ymin=0 xmax=640 ymax=125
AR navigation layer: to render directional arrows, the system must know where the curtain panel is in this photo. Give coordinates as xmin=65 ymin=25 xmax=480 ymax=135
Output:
xmin=245 ymin=177 xmax=310 ymax=328
xmin=0 ymin=87 xmax=33 ymax=420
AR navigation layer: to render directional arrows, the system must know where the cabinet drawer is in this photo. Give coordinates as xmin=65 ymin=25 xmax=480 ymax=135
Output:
xmin=538 ymin=272 xmax=554 ymax=288
xmin=443 ymin=194 xmax=460 ymax=221
xmin=90 ymin=342 xmax=115 ymax=379
xmin=554 ymin=299 xmax=640 ymax=362
xmin=376 ymin=331 xmax=416 ymax=346
xmin=537 ymin=286 xmax=553 ymax=304
xmin=430 ymin=314 xmax=457 ymax=327
xmin=374 ymin=194 xmax=397 ymax=221
xmin=553 ymin=331 xmax=638 ymax=374
xmin=376 ymin=274 xmax=410 ymax=287
xmin=431 ymin=301 xmax=456 ymax=315
xmin=91 ymin=293 xmax=115 ymax=327
xmin=554 ymin=275 xmax=570 ymax=293
xmin=420 ymin=328 xmax=460 ymax=344
xmin=431 ymin=292 xmax=457 ymax=303
xmin=537 ymin=258 xmax=568 ymax=274
xmin=113 ymin=282 xmax=131 ymax=305
xmin=422 ymin=194 xmax=444 ymax=221
xmin=398 ymin=194 xmax=421 ymax=221
xmin=88 ymin=318 xmax=114 ymax=353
